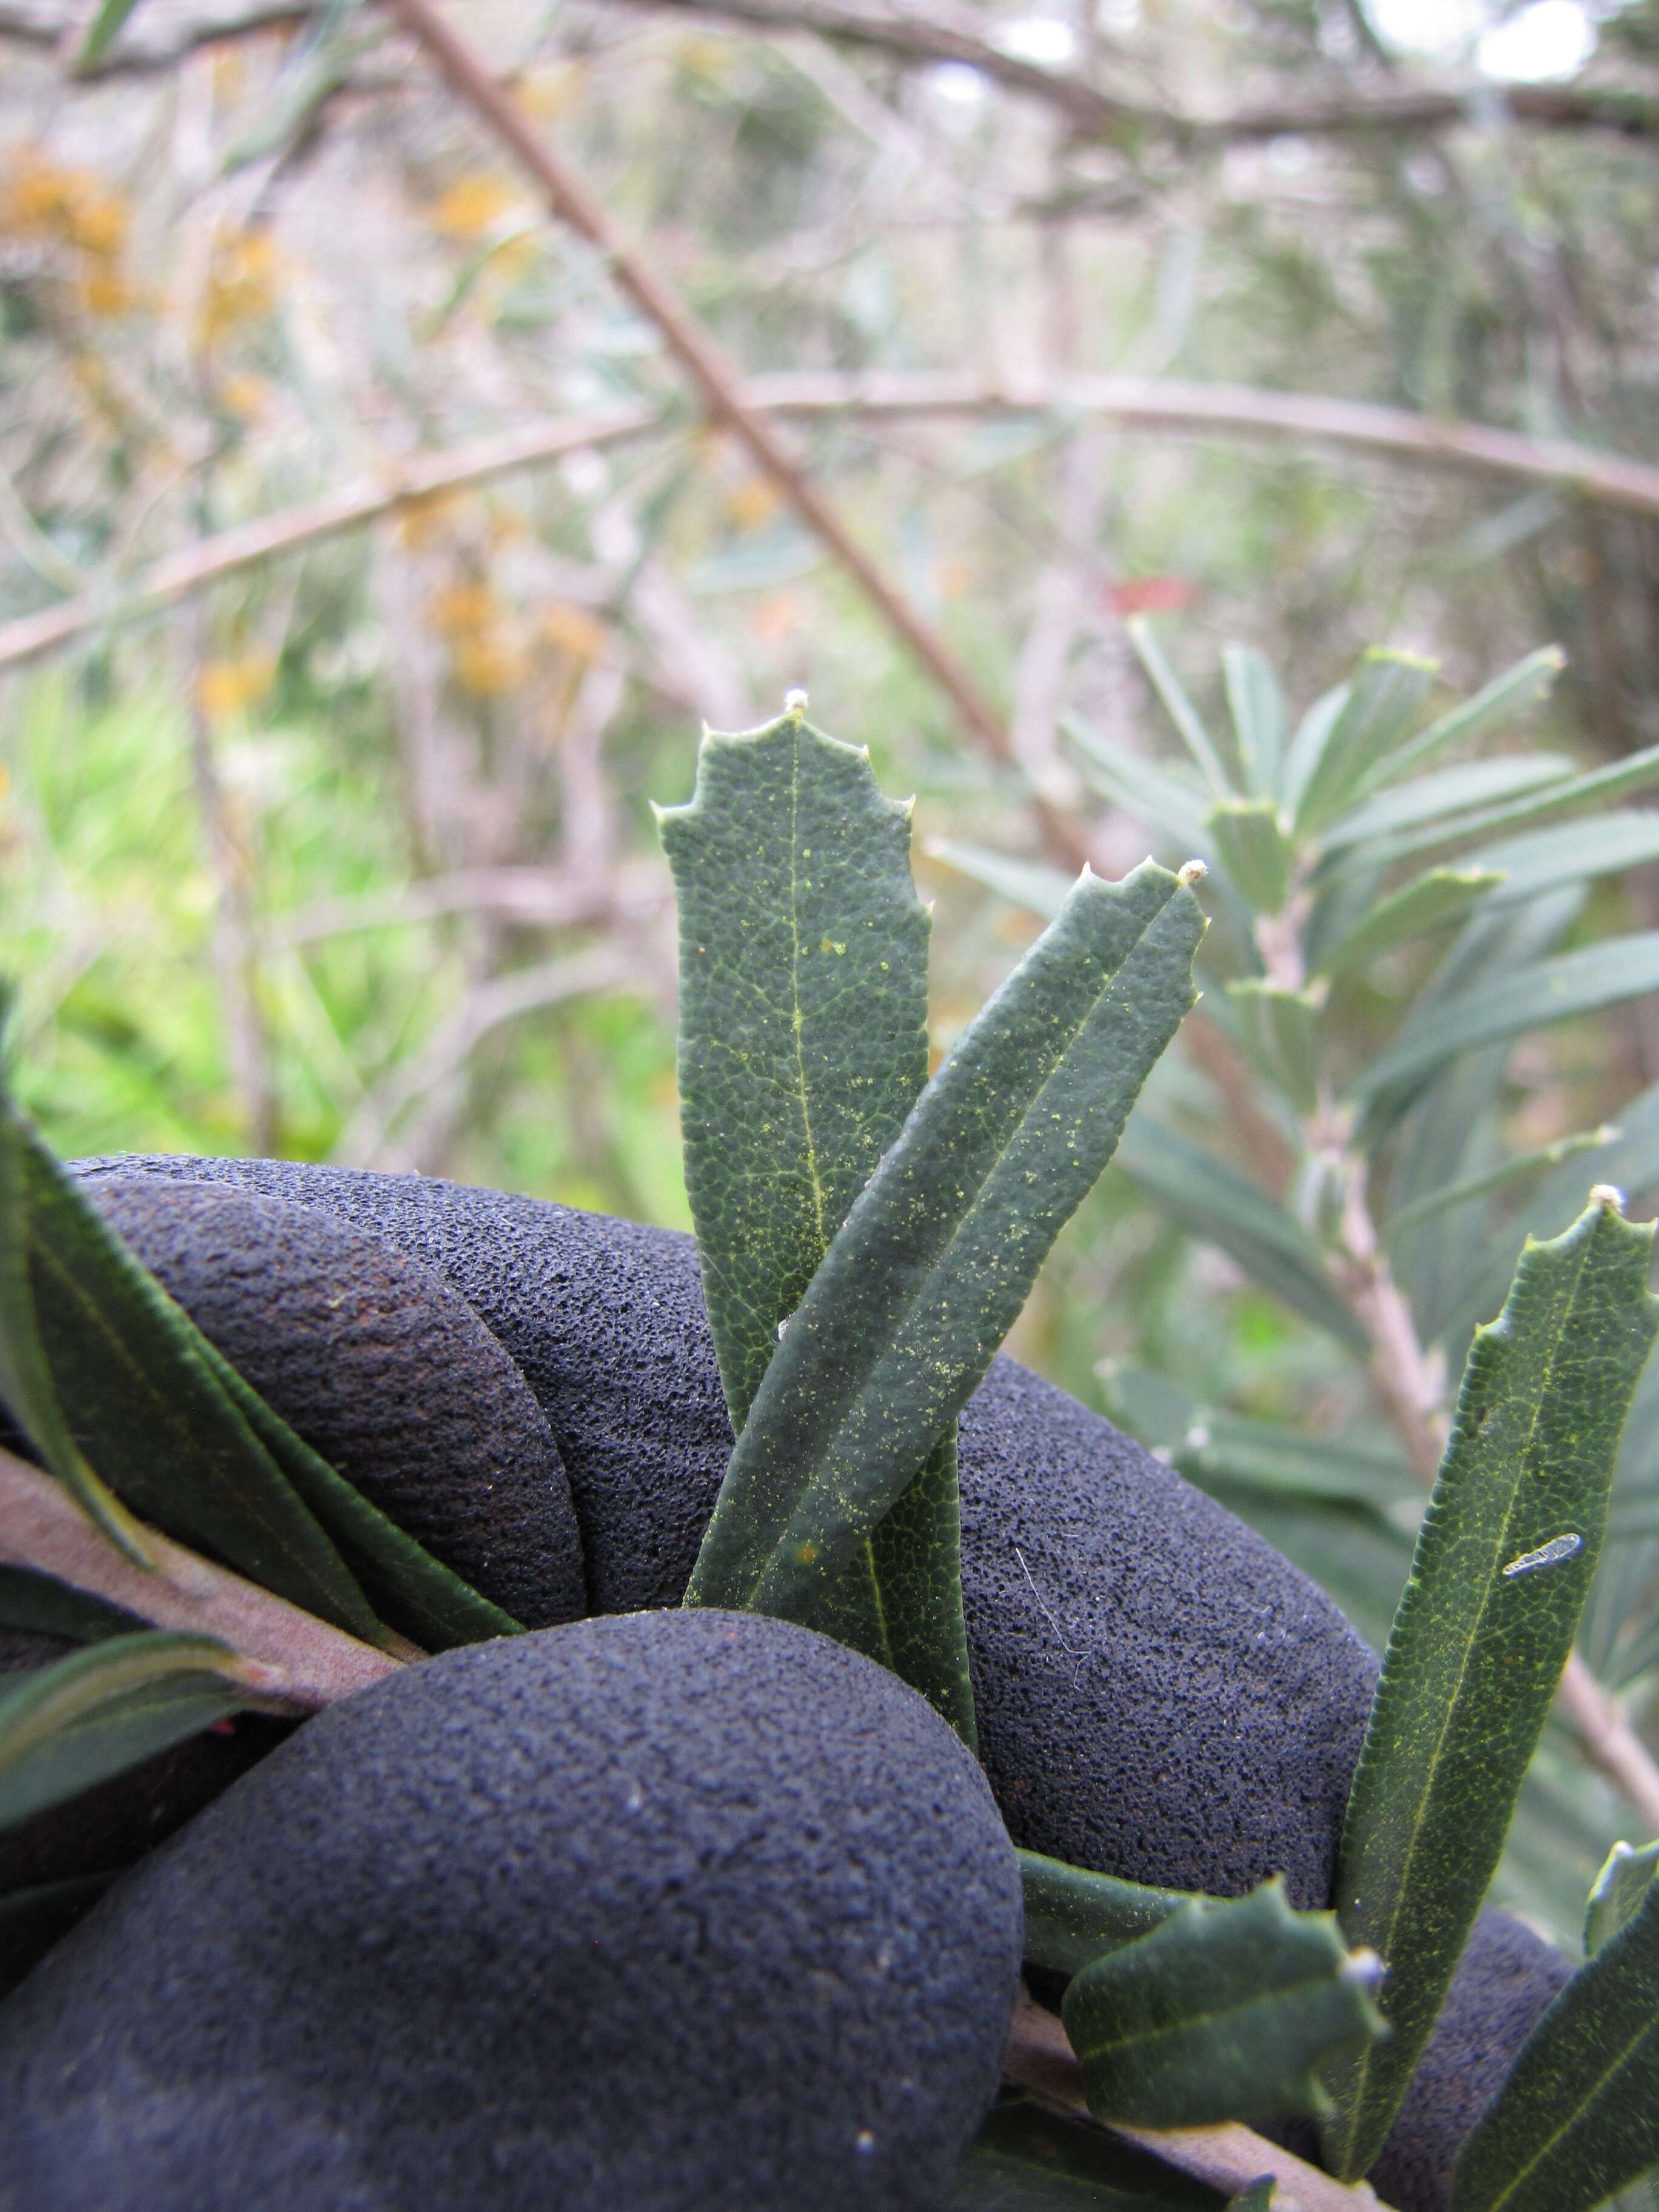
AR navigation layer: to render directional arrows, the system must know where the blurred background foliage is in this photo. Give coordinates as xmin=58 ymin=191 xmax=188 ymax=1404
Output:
xmin=5 ymin=0 xmax=1659 ymax=1957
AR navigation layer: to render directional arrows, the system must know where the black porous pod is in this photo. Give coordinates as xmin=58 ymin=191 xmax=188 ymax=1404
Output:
xmin=79 ymin=1172 xmax=586 ymax=1630
xmin=0 ymin=1610 xmax=1024 ymax=2212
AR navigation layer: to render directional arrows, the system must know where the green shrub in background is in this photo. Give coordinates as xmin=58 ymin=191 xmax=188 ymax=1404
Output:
xmin=2 ymin=692 xmax=1657 ymax=2207
xmin=942 ymin=628 xmax=1659 ymax=1954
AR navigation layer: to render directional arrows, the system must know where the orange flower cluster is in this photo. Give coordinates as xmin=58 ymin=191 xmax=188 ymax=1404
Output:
xmin=1 ymin=151 xmax=133 ymax=317
xmin=432 ymin=580 xmax=527 ymax=697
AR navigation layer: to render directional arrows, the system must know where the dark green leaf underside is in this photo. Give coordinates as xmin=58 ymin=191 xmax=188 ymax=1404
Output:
xmin=686 ymin=860 xmax=1204 ymax=1624
xmin=1322 ymin=1198 xmax=1659 ymax=2180
xmin=660 ymin=708 xmax=973 ymax=1738
xmin=1063 ymin=1880 xmax=1383 ymax=2130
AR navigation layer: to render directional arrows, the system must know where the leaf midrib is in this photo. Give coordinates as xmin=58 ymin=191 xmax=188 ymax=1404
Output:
xmin=1477 ymin=2010 xmax=1656 ymax=2212
xmin=1335 ymin=1232 xmax=1587 ymax=2163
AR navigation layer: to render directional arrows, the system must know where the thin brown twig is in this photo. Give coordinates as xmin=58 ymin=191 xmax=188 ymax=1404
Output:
xmin=381 ymin=0 xmax=1012 ymax=771
xmin=11 ymin=375 xmax=1659 ymax=678
xmin=7 ymin=0 xmax=1659 ymax=147
xmin=1002 ymin=1991 xmax=1392 ymax=2212
xmin=0 ymin=1450 xmax=411 ymax=1710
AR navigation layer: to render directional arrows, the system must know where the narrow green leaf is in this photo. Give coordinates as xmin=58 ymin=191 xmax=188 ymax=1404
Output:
xmin=1293 ymin=651 xmax=1438 ymax=839
xmin=1317 ymin=867 xmax=1503 ymax=979
xmin=207 ymin=1341 xmax=521 ymax=1651
xmin=685 ymin=860 xmax=1205 ymax=1622
xmin=0 ymin=1871 xmax=118 ymax=2002
xmin=1586 ymin=1840 xmax=1659 ymax=1957
xmin=1319 ymin=756 xmax=1575 ymax=857
xmin=0 ymin=1564 xmax=139 ymax=1644
xmin=12 ymin=1113 xmax=383 ymax=1643
xmin=1205 ymin=799 xmax=1293 ymax=915
xmin=1321 ymin=1196 xmax=1659 ymax=2180
xmin=1114 ymin=1119 xmax=1369 ymax=1353
xmin=1344 ymin=741 xmax=1659 ymax=876
xmin=1369 ymin=646 xmax=1564 ymax=794
xmin=76 ymin=0 xmax=146 ymax=68
xmin=1063 ymin=1882 xmax=1385 ymax=2129
xmin=1281 ymin=681 xmax=1349 ymax=820
xmin=659 ymin=706 xmax=973 ymax=1738
xmin=1452 ymin=1869 xmax=1659 ymax=2212
xmin=0 ymin=1631 xmax=263 ymax=1832
xmin=1063 ymin=719 xmax=1215 ymax=856
xmin=1019 ymin=1848 xmax=1189 ymax=1979
xmin=1382 ymin=1126 xmax=1621 ymax=1243
xmin=953 ymin=2097 xmax=1221 ymax=2210
xmin=1224 ymin=981 xmax=1321 ymax=1112
xmin=1478 ymin=811 xmax=1659 ymax=907
xmin=1126 ymin=617 xmax=1233 ymax=791
xmin=0 ymin=1097 xmax=151 ymax=1561
xmin=1223 ymin=645 xmax=1287 ymax=799
xmin=929 ymin=840 xmax=1074 ymax=920
xmin=1355 ymin=934 xmax=1659 ymax=1106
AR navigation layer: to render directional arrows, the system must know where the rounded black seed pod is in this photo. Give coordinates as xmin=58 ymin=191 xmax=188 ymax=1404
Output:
xmin=79 ymin=1173 xmax=586 ymax=1630
xmin=0 ymin=1610 xmax=1024 ymax=2212
xmin=1369 ymin=1906 xmax=1574 ymax=2212
xmin=78 ymin=1156 xmax=1373 ymax=1908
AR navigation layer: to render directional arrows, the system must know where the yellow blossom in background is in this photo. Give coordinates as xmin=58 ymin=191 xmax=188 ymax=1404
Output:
xmin=432 ymin=580 xmax=526 ymax=696
xmin=396 ymin=489 xmax=462 ymax=549
xmin=2 ymin=151 xmax=132 ymax=315
xmin=196 ymin=654 xmax=276 ymax=722
xmin=726 ymin=478 xmax=782 ymax=532
xmin=216 ymin=373 xmax=270 ymax=423
xmin=518 ymin=64 xmax=585 ymax=121
xmin=541 ymin=603 xmax=608 ymax=666
xmin=434 ymin=175 xmax=520 ymax=240
xmin=197 ymin=227 xmax=280 ymax=352
xmin=937 ymin=559 xmax=970 ymax=599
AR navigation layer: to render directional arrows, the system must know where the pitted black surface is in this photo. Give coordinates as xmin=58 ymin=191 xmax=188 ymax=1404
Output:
xmin=78 ymin=1173 xmax=585 ymax=1629
xmin=1369 ymin=1907 xmax=1574 ymax=2212
xmin=0 ymin=1610 xmax=1022 ymax=2212
xmin=77 ymin=1154 xmax=1375 ymax=1910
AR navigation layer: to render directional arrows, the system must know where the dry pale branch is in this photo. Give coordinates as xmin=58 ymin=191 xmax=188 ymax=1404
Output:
xmin=1002 ymin=1991 xmax=1393 ymax=2212
xmin=0 ymin=1449 xmax=411 ymax=1708
xmin=267 ymin=859 xmax=665 ymax=950
xmin=336 ymin=939 xmax=650 ymax=1167
xmin=8 ymin=375 xmax=1659 ymax=677
xmin=383 ymin=0 xmax=1012 ymax=769
xmin=10 ymin=0 xmax=1656 ymax=146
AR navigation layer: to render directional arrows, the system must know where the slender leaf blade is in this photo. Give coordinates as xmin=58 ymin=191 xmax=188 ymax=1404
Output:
xmin=1318 ymin=867 xmax=1503 ymax=979
xmin=1063 ymin=719 xmax=1215 ymax=855
xmin=1205 ymin=799 xmax=1292 ymax=915
xmin=1114 ymin=1119 xmax=1369 ymax=1353
xmin=929 ymin=840 xmax=1074 ymax=921
xmin=1126 ymin=616 xmax=1233 ymax=791
xmin=1585 ymin=1840 xmax=1659 ymax=1957
xmin=1319 ymin=755 xmax=1574 ymax=857
xmin=76 ymin=0 xmax=146 ymax=67
xmin=0 ymin=1631 xmax=264 ymax=1831
xmin=1223 ymin=645 xmax=1287 ymax=799
xmin=659 ymin=706 xmax=973 ymax=1738
xmin=1019 ymin=1848 xmax=1190 ymax=1979
xmin=1224 ymin=982 xmax=1321 ymax=1112
xmin=1063 ymin=1882 xmax=1385 ymax=2128
xmin=1282 ymin=681 xmax=1349 ymax=820
xmin=1342 ymin=742 xmax=1659 ymax=876
xmin=1370 ymin=646 xmax=1564 ymax=794
xmin=0 ymin=1098 xmax=149 ymax=1560
xmin=1321 ymin=1196 xmax=1659 ymax=2180
xmin=1478 ymin=811 xmax=1659 ymax=906
xmin=14 ymin=1119 xmax=383 ymax=1643
xmin=1452 ymin=1870 xmax=1659 ymax=2212
xmin=685 ymin=860 xmax=1205 ymax=1621
xmin=0 ymin=1564 xmax=139 ymax=1644
xmin=1356 ymin=934 xmax=1659 ymax=1107
xmin=953 ymin=2098 xmax=1221 ymax=2210
xmin=1293 ymin=651 xmax=1438 ymax=838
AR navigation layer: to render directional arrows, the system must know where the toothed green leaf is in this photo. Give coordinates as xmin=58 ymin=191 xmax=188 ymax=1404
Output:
xmin=660 ymin=707 xmax=973 ymax=1738
xmin=1321 ymin=1198 xmax=1659 ymax=2180
xmin=1063 ymin=1881 xmax=1385 ymax=2129
xmin=685 ymin=860 xmax=1204 ymax=1627
xmin=1585 ymin=1840 xmax=1659 ymax=1958
xmin=1452 ymin=1866 xmax=1659 ymax=2212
